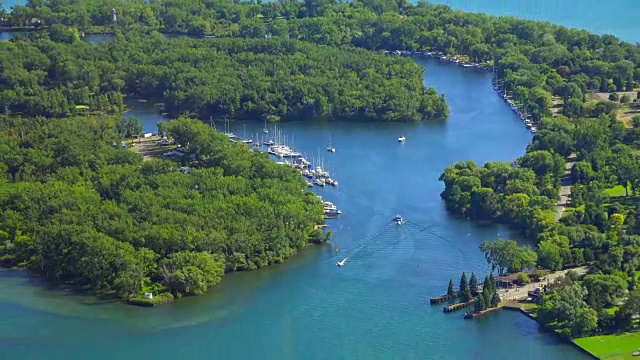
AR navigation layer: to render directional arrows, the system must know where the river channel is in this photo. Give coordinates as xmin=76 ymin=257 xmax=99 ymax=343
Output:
xmin=0 ymin=39 xmax=589 ymax=357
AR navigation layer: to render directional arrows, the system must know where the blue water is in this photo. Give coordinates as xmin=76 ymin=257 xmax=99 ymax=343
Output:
xmin=0 ymin=57 xmax=587 ymax=359
xmin=426 ymin=0 xmax=639 ymax=43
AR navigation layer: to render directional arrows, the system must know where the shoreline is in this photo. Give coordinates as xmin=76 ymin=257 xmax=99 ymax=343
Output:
xmin=502 ymin=306 xmax=599 ymax=359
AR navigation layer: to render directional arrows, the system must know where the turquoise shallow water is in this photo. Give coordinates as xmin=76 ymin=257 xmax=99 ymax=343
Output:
xmin=0 ymin=57 xmax=587 ymax=359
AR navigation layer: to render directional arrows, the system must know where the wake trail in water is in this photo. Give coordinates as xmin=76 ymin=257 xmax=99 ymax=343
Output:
xmin=329 ymin=218 xmax=471 ymax=266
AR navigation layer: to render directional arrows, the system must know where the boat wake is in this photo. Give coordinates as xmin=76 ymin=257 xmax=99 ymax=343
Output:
xmin=330 ymin=216 xmax=470 ymax=267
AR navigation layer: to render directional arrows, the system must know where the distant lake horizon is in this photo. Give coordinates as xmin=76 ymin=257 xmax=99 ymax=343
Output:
xmin=424 ymin=0 xmax=638 ymax=43
xmin=2 ymin=0 xmax=638 ymax=43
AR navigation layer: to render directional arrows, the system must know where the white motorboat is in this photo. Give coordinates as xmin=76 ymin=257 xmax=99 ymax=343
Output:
xmin=398 ymin=135 xmax=406 ymax=143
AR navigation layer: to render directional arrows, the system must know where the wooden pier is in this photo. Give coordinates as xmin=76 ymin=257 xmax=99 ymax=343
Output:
xmin=429 ymin=292 xmax=460 ymax=304
xmin=443 ymin=299 xmax=476 ymax=313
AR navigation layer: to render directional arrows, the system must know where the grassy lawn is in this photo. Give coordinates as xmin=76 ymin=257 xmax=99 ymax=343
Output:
xmin=604 ymin=184 xmax=632 ymax=197
xmin=574 ymin=332 xmax=640 ymax=359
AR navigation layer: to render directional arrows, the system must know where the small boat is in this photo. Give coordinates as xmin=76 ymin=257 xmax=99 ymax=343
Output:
xmin=314 ymin=178 xmax=326 ymax=187
xmin=264 ymin=139 xmax=274 ymax=146
xmin=324 ymin=208 xmax=342 ymax=215
xmin=336 ymin=258 xmax=348 ymax=266
xmin=327 ymin=135 xmax=336 ymax=152
xmin=394 ymin=214 xmax=403 ymax=224
xmin=263 ymin=119 xmax=269 ymax=134
xmin=398 ymin=135 xmax=406 ymax=143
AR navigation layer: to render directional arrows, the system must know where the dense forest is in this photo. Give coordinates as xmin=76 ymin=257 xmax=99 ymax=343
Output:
xmin=3 ymin=0 xmax=640 ymax=122
xmin=0 ymin=115 xmax=325 ymax=301
xmin=0 ymin=28 xmax=447 ymax=122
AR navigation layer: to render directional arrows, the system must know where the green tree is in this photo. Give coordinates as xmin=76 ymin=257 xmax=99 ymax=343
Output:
xmin=469 ymin=272 xmax=479 ymax=295
xmin=517 ymin=272 xmax=531 ymax=284
xmin=474 ymin=293 xmax=486 ymax=311
xmin=620 ymin=94 xmax=630 ymax=104
xmin=480 ymin=239 xmax=537 ymax=275
xmin=447 ymin=278 xmax=456 ymax=297
xmin=491 ymin=291 xmax=501 ymax=307
xmin=537 ymin=240 xmax=564 ymax=270
xmin=582 ymin=274 xmax=627 ymax=308
xmin=571 ymin=307 xmax=598 ymax=337
xmin=460 ymin=272 xmax=472 ymax=302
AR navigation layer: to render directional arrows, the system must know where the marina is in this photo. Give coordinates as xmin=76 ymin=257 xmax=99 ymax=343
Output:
xmin=212 ymin=121 xmax=344 ymax=218
xmin=391 ymin=49 xmax=538 ymax=135
xmin=491 ymin=76 xmax=539 ymax=134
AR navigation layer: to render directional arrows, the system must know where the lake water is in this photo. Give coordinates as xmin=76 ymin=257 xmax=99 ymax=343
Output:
xmin=0 ymin=56 xmax=588 ymax=359
xmin=426 ymin=0 xmax=638 ymax=43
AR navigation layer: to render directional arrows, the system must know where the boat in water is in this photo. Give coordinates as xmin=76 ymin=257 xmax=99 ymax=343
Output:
xmin=394 ymin=214 xmax=404 ymax=224
xmin=325 ymin=208 xmax=342 ymax=216
xmin=327 ymin=135 xmax=336 ymax=152
xmin=398 ymin=135 xmax=406 ymax=143
xmin=336 ymin=258 xmax=348 ymax=266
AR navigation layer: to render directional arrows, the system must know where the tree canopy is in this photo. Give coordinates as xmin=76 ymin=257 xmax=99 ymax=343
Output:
xmin=0 ymin=115 xmax=324 ymax=300
xmin=0 ymin=28 xmax=447 ymax=122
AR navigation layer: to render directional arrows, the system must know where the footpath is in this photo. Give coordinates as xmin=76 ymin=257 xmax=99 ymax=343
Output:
xmin=555 ymin=153 xmax=577 ymax=221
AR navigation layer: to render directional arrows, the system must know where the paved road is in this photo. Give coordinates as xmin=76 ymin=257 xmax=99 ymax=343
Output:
xmin=499 ymin=266 xmax=588 ymax=301
xmin=555 ymin=153 xmax=577 ymax=221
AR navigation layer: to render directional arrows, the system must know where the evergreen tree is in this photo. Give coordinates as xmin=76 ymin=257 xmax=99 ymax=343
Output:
xmin=480 ymin=286 xmax=493 ymax=302
xmin=476 ymin=293 xmax=487 ymax=311
xmin=491 ymin=291 xmax=501 ymax=307
xmin=447 ymin=278 xmax=456 ymax=297
xmin=489 ymin=273 xmax=497 ymax=294
xmin=482 ymin=276 xmax=493 ymax=304
xmin=460 ymin=272 xmax=472 ymax=302
xmin=474 ymin=294 xmax=484 ymax=312
xmin=459 ymin=272 xmax=467 ymax=292
xmin=469 ymin=272 xmax=478 ymax=295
